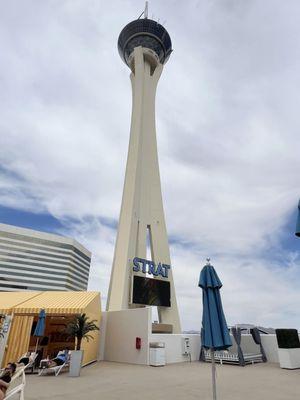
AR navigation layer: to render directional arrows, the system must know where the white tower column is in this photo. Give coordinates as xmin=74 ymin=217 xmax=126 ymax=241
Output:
xmin=107 ymin=17 xmax=181 ymax=333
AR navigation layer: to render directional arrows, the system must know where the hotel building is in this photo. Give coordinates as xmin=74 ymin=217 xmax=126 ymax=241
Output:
xmin=0 ymin=223 xmax=91 ymax=291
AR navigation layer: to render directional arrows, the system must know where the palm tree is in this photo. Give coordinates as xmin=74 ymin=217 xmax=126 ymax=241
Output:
xmin=66 ymin=313 xmax=99 ymax=351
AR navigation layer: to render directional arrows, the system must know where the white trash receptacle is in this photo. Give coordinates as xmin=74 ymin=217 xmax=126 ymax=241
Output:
xmin=149 ymin=342 xmax=165 ymax=366
xmin=278 ymin=348 xmax=300 ymax=369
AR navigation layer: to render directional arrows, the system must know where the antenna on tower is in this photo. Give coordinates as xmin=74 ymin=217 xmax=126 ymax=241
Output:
xmin=138 ymin=1 xmax=149 ymax=19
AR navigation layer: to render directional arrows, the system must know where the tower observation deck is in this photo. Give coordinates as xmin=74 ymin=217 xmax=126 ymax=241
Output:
xmin=107 ymin=13 xmax=181 ymax=333
xmin=118 ymin=18 xmax=172 ymax=68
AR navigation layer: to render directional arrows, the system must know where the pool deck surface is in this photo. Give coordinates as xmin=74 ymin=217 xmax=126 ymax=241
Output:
xmin=25 ymin=361 xmax=300 ymax=400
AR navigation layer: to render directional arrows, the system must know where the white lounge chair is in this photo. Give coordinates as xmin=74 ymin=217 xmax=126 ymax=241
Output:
xmin=4 ymin=367 xmax=26 ymax=400
xmin=203 ymin=349 xmax=263 ymax=365
xmin=202 ymin=328 xmax=266 ymax=366
xmin=24 ymin=352 xmax=38 ymax=373
xmin=38 ymin=351 xmax=70 ymax=377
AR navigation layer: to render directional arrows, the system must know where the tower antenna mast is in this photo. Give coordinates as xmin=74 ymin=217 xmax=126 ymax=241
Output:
xmin=138 ymin=1 xmax=148 ymax=19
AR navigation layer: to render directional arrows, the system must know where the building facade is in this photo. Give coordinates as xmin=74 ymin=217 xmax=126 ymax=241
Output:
xmin=0 ymin=223 xmax=91 ymax=291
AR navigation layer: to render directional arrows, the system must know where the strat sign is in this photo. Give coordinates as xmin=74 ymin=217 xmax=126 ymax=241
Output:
xmin=133 ymin=257 xmax=170 ymax=278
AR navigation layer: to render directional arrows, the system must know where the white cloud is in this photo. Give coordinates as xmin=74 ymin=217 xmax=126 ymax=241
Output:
xmin=0 ymin=0 xmax=300 ymax=329
xmin=171 ymin=244 xmax=300 ymax=330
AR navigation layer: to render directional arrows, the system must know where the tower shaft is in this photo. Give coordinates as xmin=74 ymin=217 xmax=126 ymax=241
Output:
xmin=107 ymin=47 xmax=181 ymax=333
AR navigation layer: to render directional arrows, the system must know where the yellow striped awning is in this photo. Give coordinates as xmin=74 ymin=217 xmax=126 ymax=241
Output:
xmin=0 ymin=292 xmax=41 ymax=315
xmin=12 ymin=291 xmax=100 ymax=314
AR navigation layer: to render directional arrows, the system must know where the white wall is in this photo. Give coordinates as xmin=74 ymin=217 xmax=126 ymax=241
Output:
xmin=261 ymin=335 xmax=279 ymax=363
xmin=150 ymin=334 xmax=201 ymax=363
xmin=150 ymin=333 xmax=281 ymax=365
xmin=242 ymin=334 xmax=300 ymax=364
xmin=103 ymin=307 xmax=151 ymax=365
xmin=98 ymin=312 xmax=107 ymax=361
xmin=234 ymin=334 xmax=280 ymax=363
xmin=100 ymin=310 xmax=288 ymax=365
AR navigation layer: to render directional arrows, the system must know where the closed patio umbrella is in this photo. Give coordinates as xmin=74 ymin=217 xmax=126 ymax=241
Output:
xmin=295 ymin=199 xmax=300 ymax=237
xmin=199 ymin=259 xmax=232 ymax=400
xmin=34 ymin=309 xmax=46 ymax=353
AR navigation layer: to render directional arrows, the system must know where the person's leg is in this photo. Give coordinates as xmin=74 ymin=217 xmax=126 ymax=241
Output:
xmin=51 ymin=358 xmax=64 ymax=366
xmin=0 ymin=389 xmax=5 ymax=400
xmin=47 ymin=360 xmax=57 ymax=368
xmin=18 ymin=357 xmax=29 ymax=366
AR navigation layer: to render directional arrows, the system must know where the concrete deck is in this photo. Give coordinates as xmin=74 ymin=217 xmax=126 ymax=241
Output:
xmin=25 ymin=361 xmax=300 ymax=400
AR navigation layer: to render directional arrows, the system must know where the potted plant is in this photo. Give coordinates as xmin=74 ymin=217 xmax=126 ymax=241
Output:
xmin=66 ymin=313 xmax=99 ymax=377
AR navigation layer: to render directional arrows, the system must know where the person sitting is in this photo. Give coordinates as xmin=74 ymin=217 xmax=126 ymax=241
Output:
xmin=48 ymin=351 xmax=67 ymax=367
xmin=40 ymin=350 xmax=68 ymax=369
xmin=0 ymin=363 xmax=16 ymax=400
xmin=18 ymin=352 xmax=31 ymax=366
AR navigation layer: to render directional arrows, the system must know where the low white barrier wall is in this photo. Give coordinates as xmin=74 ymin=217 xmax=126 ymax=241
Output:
xmin=150 ymin=333 xmax=282 ymax=365
xmin=150 ymin=334 xmax=201 ymax=364
xmin=261 ymin=335 xmax=279 ymax=363
xmin=98 ymin=311 xmax=107 ymax=361
xmin=100 ymin=311 xmax=290 ymax=366
xmin=237 ymin=334 xmax=279 ymax=363
xmin=103 ymin=307 xmax=151 ymax=365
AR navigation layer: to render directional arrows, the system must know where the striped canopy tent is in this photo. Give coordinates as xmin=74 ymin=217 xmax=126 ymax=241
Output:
xmin=0 ymin=291 xmax=101 ymax=367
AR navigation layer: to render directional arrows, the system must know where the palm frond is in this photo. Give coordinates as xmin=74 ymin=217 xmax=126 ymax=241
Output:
xmin=65 ymin=313 xmax=99 ymax=350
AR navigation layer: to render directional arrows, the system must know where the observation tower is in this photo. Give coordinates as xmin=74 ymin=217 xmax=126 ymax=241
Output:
xmin=107 ymin=6 xmax=181 ymax=333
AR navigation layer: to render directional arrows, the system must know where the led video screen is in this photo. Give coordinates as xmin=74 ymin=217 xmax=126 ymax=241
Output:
xmin=132 ymin=275 xmax=171 ymax=307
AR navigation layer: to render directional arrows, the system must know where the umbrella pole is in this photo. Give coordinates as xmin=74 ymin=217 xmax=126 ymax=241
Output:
xmin=211 ymin=350 xmax=217 ymax=400
xmin=35 ymin=337 xmax=39 ymax=354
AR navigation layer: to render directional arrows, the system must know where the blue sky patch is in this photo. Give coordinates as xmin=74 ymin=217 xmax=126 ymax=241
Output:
xmin=0 ymin=204 xmax=64 ymax=234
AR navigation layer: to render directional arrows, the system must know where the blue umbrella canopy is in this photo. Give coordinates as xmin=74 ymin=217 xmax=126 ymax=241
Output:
xmin=34 ymin=309 xmax=46 ymax=337
xmin=199 ymin=261 xmax=232 ymax=350
xmin=295 ymin=199 xmax=300 ymax=237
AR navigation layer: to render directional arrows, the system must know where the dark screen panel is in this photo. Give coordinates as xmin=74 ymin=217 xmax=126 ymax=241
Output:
xmin=132 ymin=275 xmax=171 ymax=307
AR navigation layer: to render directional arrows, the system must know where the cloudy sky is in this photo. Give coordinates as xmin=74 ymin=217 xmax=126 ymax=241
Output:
xmin=1 ymin=0 xmax=300 ymax=330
